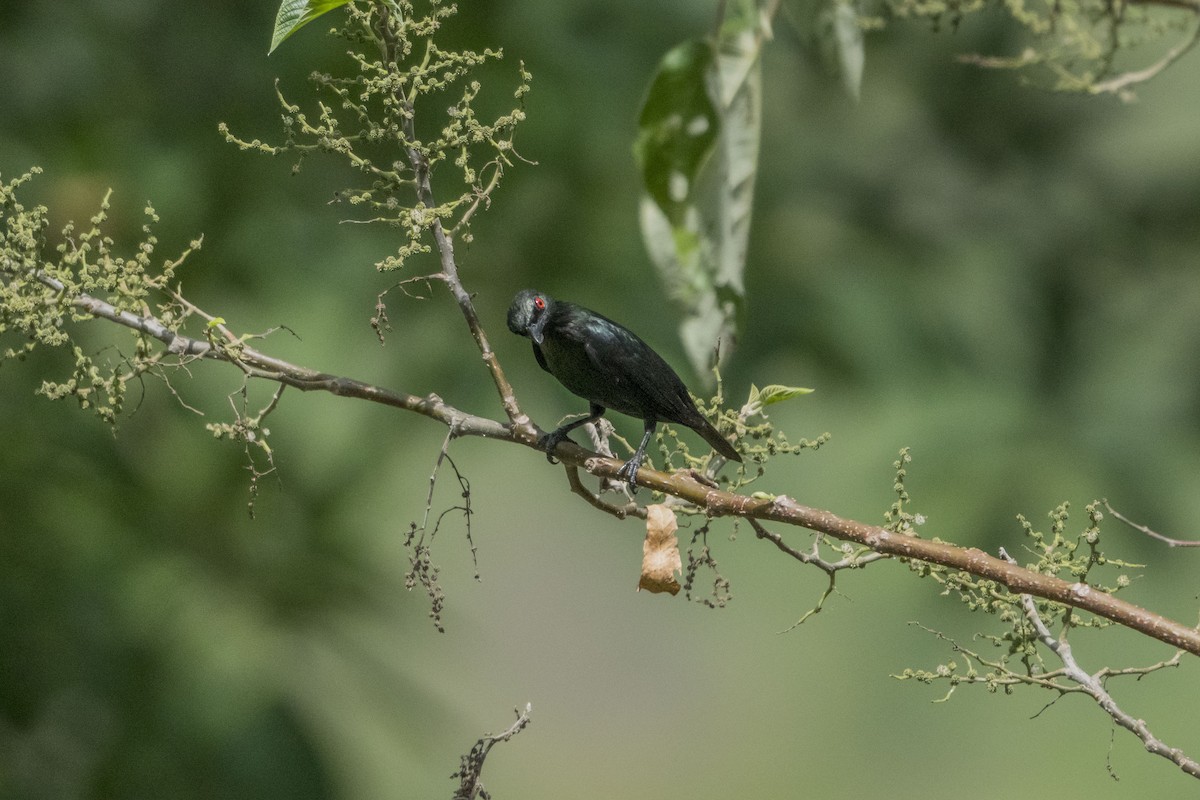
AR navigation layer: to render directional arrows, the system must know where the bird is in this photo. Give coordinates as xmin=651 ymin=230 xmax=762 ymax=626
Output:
xmin=507 ymin=289 xmax=741 ymax=490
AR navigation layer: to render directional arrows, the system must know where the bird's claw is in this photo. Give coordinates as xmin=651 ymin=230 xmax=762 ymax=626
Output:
xmin=616 ymin=455 xmax=643 ymax=494
xmin=538 ymin=432 xmax=566 ymax=464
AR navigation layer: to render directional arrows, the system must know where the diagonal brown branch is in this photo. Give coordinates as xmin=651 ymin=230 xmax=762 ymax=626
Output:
xmin=561 ymin=448 xmax=1200 ymax=657
xmin=26 ymin=265 xmax=1200 ymax=659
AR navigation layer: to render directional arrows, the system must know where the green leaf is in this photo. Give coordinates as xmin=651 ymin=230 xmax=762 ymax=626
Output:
xmin=749 ymin=383 xmax=815 ymax=407
xmin=635 ymin=7 xmax=764 ymax=383
xmin=269 ymin=0 xmax=352 ymax=54
xmin=825 ymin=0 xmax=864 ymax=101
xmin=633 ymin=40 xmax=719 ymax=226
xmin=783 ymin=0 xmax=866 ymax=100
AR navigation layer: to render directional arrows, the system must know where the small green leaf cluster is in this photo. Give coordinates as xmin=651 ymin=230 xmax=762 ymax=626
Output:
xmin=1 ymin=169 xmax=61 ymax=359
xmin=915 ymin=502 xmax=1138 ymax=629
xmin=656 ymin=374 xmax=829 ymax=497
xmin=894 ymin=626 xmax=1025 ymax=701
xmin=1 ymin=170 xmax=199 ymax=425
xmin=223 ymin=0 xmax=530 ymax=272
xmin=884 ymin=447 xmax=926 ymax=536
xmin=723 ymin=382 xmax=830 ymax=494
xmin=205 ymin=383 xmax=286 ymax=517
xmin=900 ymin=501 xmax=1145 ymax=700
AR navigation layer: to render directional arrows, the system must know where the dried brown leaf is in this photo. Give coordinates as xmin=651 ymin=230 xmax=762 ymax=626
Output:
xmin=639 ymin=504 xmax=682 ymax=595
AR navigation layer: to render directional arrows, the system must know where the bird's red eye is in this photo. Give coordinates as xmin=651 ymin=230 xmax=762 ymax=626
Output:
xmin=534 ymin=296 xmax=545 ymax=311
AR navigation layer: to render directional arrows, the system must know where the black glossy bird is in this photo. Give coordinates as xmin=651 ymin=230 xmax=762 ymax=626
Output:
xmin=507 ymin=289 xmax=741 ymax=490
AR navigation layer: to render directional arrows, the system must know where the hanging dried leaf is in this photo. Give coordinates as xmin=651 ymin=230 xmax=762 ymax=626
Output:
xmin=639 ymin=504 xmax=683 ymax=595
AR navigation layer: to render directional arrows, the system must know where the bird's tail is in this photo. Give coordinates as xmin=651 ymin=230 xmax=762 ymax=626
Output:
xmin=691 ymin=418 xmax=742 ymax=463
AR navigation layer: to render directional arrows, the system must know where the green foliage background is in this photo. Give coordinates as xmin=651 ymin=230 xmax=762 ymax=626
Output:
xmin=3 ymin=1 xmax=1200 ymax=798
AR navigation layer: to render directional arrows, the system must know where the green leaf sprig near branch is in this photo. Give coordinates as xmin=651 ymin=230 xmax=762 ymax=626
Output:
xmin=897 ymin=502 xmax=1199 ymax=779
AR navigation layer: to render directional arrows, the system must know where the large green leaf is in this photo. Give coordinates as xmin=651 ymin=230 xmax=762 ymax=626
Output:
xmin=634 ymin=40 xmax=720 ymax=227
xmin=635 ymin=4 xmax=764 ymax=383
xmin=269 ymin=0 xmax=353 ymax=54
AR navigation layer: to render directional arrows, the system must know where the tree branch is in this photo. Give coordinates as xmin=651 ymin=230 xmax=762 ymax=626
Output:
xmin=374 ymin=1 xmax=528 ymax=433
xmin=34 ymin=268 xmax=513 ymax=443
xmin=30 ymin=266 xmax=1200 ymax=659
xmin=1000 ymin=549 xmax=1200 ymax=779
xmin=21 ymin=255 xmax=1200 ymax=657
xmin=567 ymin=454 xmax=1200 ymax=657
xmin=1089 ymin=12 xmax=1200 ymax=97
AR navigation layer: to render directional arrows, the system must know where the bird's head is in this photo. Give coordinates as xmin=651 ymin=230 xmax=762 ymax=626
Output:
xmin=507 ymin=289 xmax=553 ymax=345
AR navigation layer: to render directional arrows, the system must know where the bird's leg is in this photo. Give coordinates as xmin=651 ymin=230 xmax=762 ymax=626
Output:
xmin=539 ymin=403 xmax=605 ymax=464
xmin=616 ymin=419 xmax=658 ymax=493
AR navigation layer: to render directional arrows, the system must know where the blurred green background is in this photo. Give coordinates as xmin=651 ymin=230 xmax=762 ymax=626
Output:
xmin=3 ymin=1 xmax=1200 ymax=798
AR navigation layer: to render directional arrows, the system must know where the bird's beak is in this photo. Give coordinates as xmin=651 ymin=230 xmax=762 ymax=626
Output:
xmin=529 ymin=314 xmax=548 ymax=345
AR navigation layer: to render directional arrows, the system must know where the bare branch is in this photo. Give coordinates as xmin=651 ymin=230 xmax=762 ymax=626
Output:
xmin=999 ymin=549 xmax=1200 ymax=778
xmin=452 ymin=703 xmax=533 ymax=800
xmin=564 ymin=465 xmax=644 ymax=521
xmin=567 ymin=454 xmax=1200 ymax=657
xmin=1090 ymin=15 xmax=1200 ymax=97
xmin=1104 ymin=498 xmax=1200 ymax=547
xmin=749 ymin=518 xmax=887 ymax=630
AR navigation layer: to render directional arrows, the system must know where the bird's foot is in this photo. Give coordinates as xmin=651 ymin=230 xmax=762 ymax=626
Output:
xmin=538 ymin=429 xmax=573 ymax=464
xmin=616 ymin=452 xmax=645 ymax=494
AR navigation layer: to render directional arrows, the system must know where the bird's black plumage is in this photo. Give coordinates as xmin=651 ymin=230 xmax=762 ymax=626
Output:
xmin=507 ymin=289 xmax=740 ymax=490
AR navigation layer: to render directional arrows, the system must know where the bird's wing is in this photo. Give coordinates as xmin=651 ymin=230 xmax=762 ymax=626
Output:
xmin=579 ymin=316 xmax=695 ymax=422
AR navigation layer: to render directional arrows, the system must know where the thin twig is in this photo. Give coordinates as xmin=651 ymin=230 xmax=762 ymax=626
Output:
xmin=748 ymin=518 xmax=886 ymax=630
xmin=565 ymin=465 xmax=643 ymax=520
xmin=374 ymin=6 xmax=526 ymax=430
xmin=1090 ymin=14 xmax=1200 ymax=97
xmin=1104 ymin=499 xmax=1200 ymax=547
xmin=452 ymin=703 xmax=533 ymax=800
